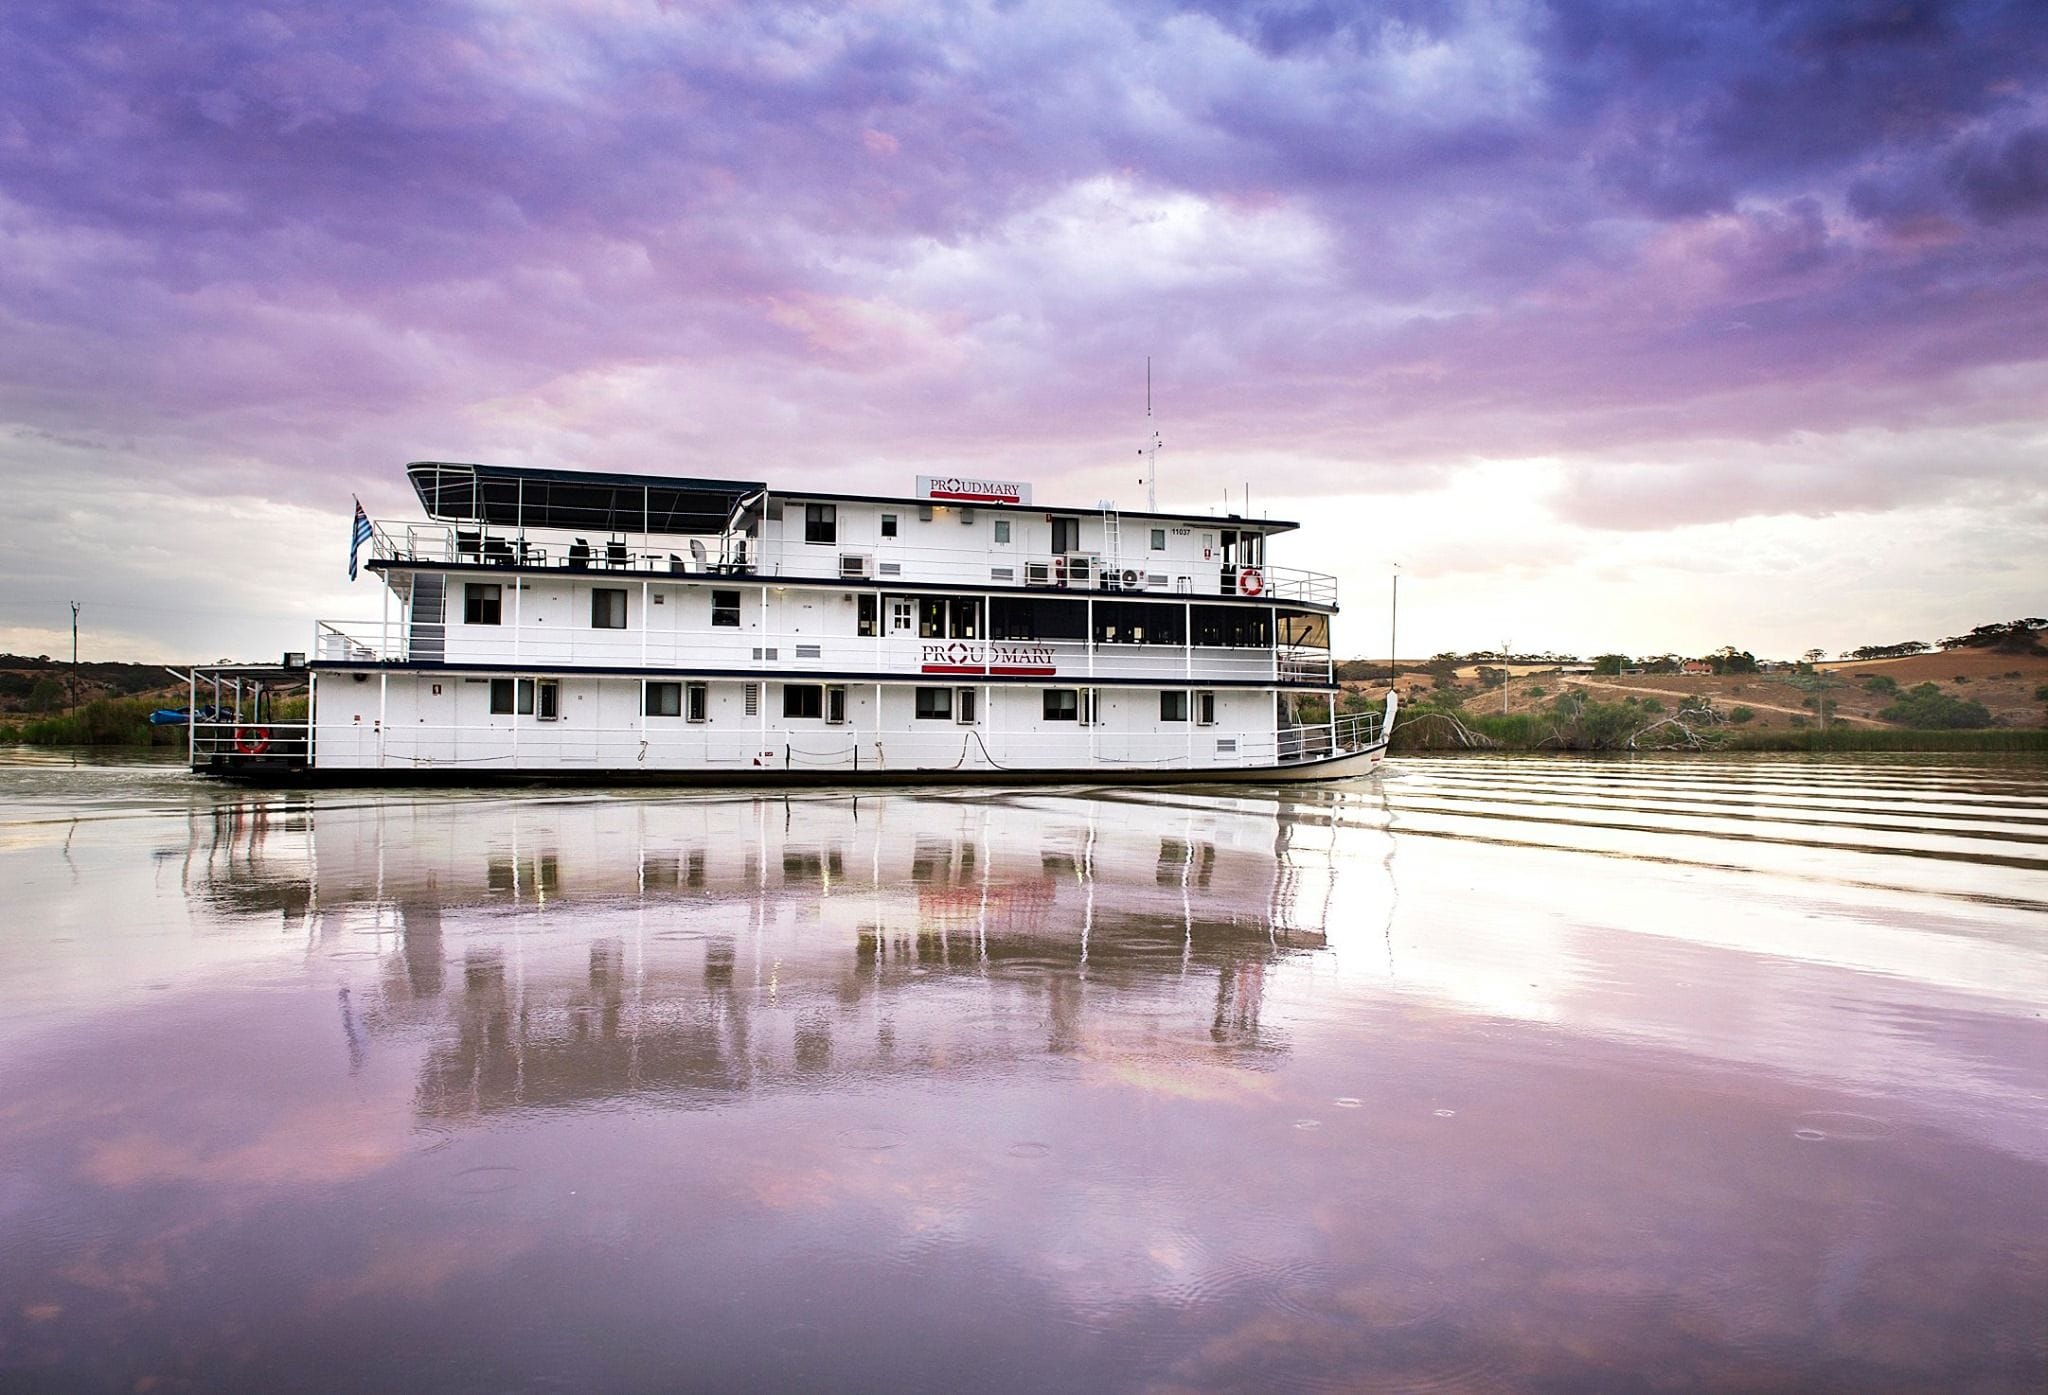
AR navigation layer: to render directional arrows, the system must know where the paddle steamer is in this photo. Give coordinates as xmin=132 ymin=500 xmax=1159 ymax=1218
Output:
xmin=188 ymin=462 xmax=1391 ymax=783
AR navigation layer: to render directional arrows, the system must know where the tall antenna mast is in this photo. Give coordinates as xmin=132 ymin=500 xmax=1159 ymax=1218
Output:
xmin=1141 ymin=357 xmax=1162 ymax=513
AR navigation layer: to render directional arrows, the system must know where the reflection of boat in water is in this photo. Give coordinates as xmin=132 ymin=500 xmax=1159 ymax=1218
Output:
xmin=186 ymin=790 xmax=1343 ymax=1118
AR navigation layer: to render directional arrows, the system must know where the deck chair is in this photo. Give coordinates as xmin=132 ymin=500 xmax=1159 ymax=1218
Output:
xmin=568 ymin=538 xmax=590 ymax=570
xmin=606 ymin=539 xmax=628 ymax=569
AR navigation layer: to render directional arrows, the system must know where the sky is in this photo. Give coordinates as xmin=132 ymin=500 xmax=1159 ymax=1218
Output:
xmin=2 ymin=0 xmax=2044 ymax=664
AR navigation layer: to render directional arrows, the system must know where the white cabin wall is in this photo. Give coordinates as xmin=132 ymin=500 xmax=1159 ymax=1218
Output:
xmin=312 ymin=671 xmax=1287 ymax=772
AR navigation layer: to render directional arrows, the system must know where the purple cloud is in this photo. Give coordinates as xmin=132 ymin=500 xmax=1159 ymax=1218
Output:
xmin=0 ymin=0 xmax=2041 ymax=528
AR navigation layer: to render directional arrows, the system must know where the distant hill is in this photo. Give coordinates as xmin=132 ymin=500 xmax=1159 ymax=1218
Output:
xmin=0 ymin=654 xmax=186 ymax=715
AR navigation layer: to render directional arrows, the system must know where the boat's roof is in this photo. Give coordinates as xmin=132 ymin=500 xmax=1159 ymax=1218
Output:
xmin=407 ymin=462 xmax=766 ymax=534
xmin=407 ymin=462 xmax=1298 ymax=534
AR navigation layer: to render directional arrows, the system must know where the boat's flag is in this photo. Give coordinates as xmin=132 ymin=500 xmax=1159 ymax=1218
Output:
xmin=349 ymin=497 xmax=373 ymax=580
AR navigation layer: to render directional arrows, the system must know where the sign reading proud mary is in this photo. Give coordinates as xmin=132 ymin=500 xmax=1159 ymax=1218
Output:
xmin=916 ymin=475 xmax=1032 ymax=505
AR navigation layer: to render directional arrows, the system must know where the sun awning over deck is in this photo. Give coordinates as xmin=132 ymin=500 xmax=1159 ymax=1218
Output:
xmin=406 ymin=462 xmax=765 ymax=536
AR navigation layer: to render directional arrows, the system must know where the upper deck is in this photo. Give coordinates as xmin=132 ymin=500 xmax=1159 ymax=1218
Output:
xmin=371 ymin=462 xmax=1339 ymax=609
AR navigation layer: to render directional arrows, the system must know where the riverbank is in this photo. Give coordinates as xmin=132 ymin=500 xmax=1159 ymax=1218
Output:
xmin=1387 ymin=703 xmax=2048 ymax=755
xmin=0 ymin=696 xmax=186 ymax=748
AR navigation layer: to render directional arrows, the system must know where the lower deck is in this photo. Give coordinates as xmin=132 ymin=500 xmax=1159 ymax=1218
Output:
xmin=190 ymin=668 xmax=1391 ymax=784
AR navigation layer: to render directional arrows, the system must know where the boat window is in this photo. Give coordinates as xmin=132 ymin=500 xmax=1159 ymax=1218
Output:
xmin=686 ymin=682 xmax=708 ymax=723
xmin=915 ymin=688 xmax=953 ymax=720
xmin=535 ymin=679 xmax=560 ymax=721
xmin=1191 ymin=605 xmax=1272 ymax=648
xmin=826 ymin=685 xmax=848 ymax=725
xmin=464 ymin=583 xmax=502 ymax=626
xmin=1151 ymin=528 xmax=1166 ymax=550
xmin=488 ymin=678 xmax=536 ymax=714
xmin=857 ymin=595 xmax=878 ymax=637
xmin=994 ymin=520 xmax=1011 ymax=544
xmin=783 ymin=684 xmax=823 ymax=719
xmin=1276 ymin=611 xmax=1328 ymax=649
xmin=956 ymin=688 xmax=978 ymax=725
xmin=1051 ymin=517 xmax=1081 ymax=554
xmin=1043 ymin=689 xmax=1078 ymax=722
xmin=1160 ymin=691 xmax=1188 ymax=722
xmin=918 ymin=598 xmax=947 ymax=639
xmin=889 ymin=598 xmax=914 ymax=633
xmin=1195 ymin=690 xmax=1217 ymax=726
xmin=711 ymin=590 xmax=741 ymax=627
xmin=644 ymin=682 xmax=681 ymax=717
xmin=591 ymin=588 xmax=628 ymax=630
xmin=804 ymin=503 xmax=837 ymax=545
xmin=1094 ymin=600 xmax=1184 ymax=646
xmin=950 ymin=598 xmax=981 ymax=639
xmin=880 ymin=513 xmax=897 ymax=538
xmin=991 ymin=597 xmax=1085 ymax=642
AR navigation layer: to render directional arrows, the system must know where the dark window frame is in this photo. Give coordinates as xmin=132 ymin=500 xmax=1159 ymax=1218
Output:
xmin=711 ymin=590 xmax=741 ymax=627
xmin=591 ymin=588 xmax=628 ymax=630
xmin=804 ymin=503 xmax=837 ymax=544
xmin=1044 ymin=689 xmax=1079 ymax=722
xmin=783 ymin=684 xmax=824 ymax=719
xmin=1161 ymin=690 xmax=1189 ymax=722
xmin=645 ymin=681 xmax=681 ymax=717
xmin=915 ymin=688 xmax=953 ymax=720
xmin=464 ymin=582 xmax=502 ymax=626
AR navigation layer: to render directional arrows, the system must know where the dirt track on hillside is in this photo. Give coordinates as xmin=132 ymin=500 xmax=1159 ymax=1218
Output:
xmin=1557 ymin=676 xmax=1885 ymax=726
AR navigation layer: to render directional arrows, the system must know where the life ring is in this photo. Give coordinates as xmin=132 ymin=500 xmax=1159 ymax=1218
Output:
xmin=1237 ymin=566 xmax=1265 ymax=597
xmin=233 ymin=726 xmax=271 ymax=756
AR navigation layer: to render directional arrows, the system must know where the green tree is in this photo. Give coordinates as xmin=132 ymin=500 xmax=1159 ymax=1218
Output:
xmin=26 ymin=677 xmax=64 ymax=712
xmin=1879 ymin=683 xmax=1994 ymax=729
xmin=1728 ymin=706 xmax=1755 ymax=724
xmin=1591 ymin=654 xmax=1629 ymax=676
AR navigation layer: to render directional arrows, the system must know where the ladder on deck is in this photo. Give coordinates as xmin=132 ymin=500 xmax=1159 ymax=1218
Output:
xmin=1100 ymin=506 xmax=1123 ymax=580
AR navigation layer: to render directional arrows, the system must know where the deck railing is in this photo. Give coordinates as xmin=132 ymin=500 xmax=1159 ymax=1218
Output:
xmin=363 ymin=519 xmax=1340 ymax=607
xmin=300 ymin=719 xmax=1381 ymax=775
xmin=310 ymin=618 xmax=1331 ymax=685
xmin=191 ymin=721 xmax=313 ymax=763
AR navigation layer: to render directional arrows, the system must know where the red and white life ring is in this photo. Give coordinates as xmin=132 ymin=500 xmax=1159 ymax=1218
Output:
xmin=1237 ymin=566 xmax=1265 ymax=597
xmin=233 ymin=726 xmax=271 ymax=755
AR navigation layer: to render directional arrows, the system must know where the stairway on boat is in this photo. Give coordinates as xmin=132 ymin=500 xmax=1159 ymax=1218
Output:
xmin=409 ymin=573 xmax=446 ymax=662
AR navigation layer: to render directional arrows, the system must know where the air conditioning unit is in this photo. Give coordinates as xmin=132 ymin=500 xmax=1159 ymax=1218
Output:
xmin=838 ymin=552 xmax=872 ymax=579
xmin=1024 ymin=560 xmax=1055 ymax=587
xmin=1116 ymin=568 xmax=1146 ymax=591
xmin=1064 ymin=552 xmax=1097 ymax=586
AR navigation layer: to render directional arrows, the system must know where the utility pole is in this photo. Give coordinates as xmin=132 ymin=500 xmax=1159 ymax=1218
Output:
xmin=69 ymin=601 xmax=80 ymax=714
xmin=1503 ymin=637 xmax=1512 ymax=715
xmin=1388 ymin=565 xmax=1400 ymax=694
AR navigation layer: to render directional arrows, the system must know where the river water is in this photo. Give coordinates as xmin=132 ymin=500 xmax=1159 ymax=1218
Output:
xmin=1 ymin=751 xmax=2043 ymax=1393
